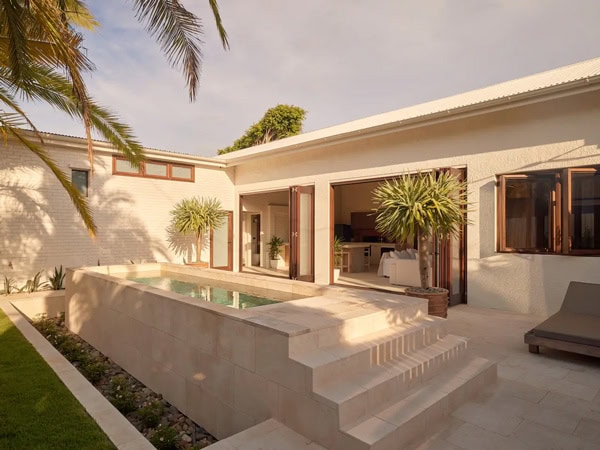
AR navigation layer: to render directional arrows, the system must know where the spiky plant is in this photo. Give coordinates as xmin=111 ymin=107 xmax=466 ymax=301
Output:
xmin=372 ymin=171 xmax=470 ymax=289
xmin=169 ymin=197 xmax=227 ymax=264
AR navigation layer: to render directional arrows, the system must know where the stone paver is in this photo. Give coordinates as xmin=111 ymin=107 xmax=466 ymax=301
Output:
xmin=410 ymin=304 xmax=600 ymax=450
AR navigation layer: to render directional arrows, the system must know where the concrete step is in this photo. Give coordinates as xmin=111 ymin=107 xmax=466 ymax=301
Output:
xmin=340 ymin=356 xmax=497 ymax=450
xmin=313 ymin=334 xmax=469 ymax=428
xmin=208 ymin=418 xmax=326 ymax=450
xmin=292 ymin=315 xmax=447 ymax=390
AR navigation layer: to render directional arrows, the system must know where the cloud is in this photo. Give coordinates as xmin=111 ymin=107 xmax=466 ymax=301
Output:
xmin=21 ymin=0 xmax=600 ymax=157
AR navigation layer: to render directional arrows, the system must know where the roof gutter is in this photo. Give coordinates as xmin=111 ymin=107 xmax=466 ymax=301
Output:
xmin=221 ymin=76 xmax=600 ymax=167
xmin=16 ymin=130 xmax=226 ymax=168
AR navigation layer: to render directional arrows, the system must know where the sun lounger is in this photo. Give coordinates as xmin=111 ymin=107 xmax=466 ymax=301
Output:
xmin=524 ymin=281 xmax=600 ymax=357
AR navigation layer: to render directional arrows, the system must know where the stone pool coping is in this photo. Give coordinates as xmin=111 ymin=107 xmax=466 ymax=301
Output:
xmin=0 ymin=299 xmax=153 ymax=450
xmin=78 ymin=263 xmax=334 ymax=337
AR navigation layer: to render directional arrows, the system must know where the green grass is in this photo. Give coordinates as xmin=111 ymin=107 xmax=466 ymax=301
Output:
xmin=0 ymin=308 xmax=116 ymax=449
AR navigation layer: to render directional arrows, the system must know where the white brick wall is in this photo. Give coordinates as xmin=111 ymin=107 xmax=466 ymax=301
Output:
xmin=0 ymin=137 xmax=234 ymax=284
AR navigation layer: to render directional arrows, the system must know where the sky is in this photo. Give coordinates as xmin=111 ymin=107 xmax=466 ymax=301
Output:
xmin=23 ymin=0 xmax=600 ymax=157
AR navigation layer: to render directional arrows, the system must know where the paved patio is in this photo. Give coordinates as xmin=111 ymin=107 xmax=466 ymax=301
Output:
xmin=411 ymin=304 xmax=600 ymax=450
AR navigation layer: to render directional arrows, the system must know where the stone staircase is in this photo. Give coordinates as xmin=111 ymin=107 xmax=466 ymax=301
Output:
xmin=213 ymin=292 xmax=496 ymax=449
xmin=278 ymin=294 xmax=496 ymax=449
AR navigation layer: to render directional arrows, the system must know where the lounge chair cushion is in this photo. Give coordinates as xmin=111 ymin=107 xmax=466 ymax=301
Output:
xmin=533 ymin=311 xmax=600 ymax=347
xmin=560 ymin=281 xmax=600 ymax=316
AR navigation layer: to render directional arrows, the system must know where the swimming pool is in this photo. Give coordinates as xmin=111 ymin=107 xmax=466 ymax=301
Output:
xmin=127 ymin=272 xmax=301 ymax=309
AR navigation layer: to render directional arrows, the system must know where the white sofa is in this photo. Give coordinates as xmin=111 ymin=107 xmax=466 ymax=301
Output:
xmin=378 ymin=249 xmax=431 ymax=287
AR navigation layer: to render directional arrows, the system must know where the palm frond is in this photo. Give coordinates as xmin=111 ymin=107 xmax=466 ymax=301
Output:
xmin=1 ymin=124 xmax=96 ymax=236
xmin=0 ymin=83 xmax=41 ymax=136
xmin=208 ymin=0 xmax=229 ymax=49
xmin=3 ymin=64 xmax=144 ymax=167
xmin=132 ymin=0 xmax=204 ymax=101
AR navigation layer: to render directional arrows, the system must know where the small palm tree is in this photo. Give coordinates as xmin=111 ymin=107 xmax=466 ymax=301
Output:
xmin=373 ymin=171 xmax=469 ymax=289
xmin=170 ymin=197 xmax=227 ymax=265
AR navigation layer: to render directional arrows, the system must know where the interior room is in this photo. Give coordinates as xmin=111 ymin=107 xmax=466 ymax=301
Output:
xmin=240 ymin=190 xmax=290 ymax=279
xmin=332 ymin=180 xmax=413 ymax=291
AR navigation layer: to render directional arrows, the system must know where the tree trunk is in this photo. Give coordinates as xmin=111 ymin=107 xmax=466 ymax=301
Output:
xmin=196 ymin=233 xmax=202 ymax=263
xmin=418 ymin=234 xmax=430 ymax=289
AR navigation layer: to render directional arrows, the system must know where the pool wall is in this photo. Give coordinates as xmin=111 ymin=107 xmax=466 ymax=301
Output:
xmin=65 ymin=263 xmax=327 ymax=439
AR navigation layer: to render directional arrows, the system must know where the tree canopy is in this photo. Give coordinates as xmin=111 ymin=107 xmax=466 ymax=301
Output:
xmin=218 ymin=104 xmax=306 ymax=155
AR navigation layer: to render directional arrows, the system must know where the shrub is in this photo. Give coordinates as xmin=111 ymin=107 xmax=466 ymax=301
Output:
xmin=79 ymin=358 xmax=107 ymax=384
xmin=137 ymin=400 xmax=165 ymax=429
xmin=150 ymin=425 xmax=179 ymax=450
xmin=109 ymin=375 xmax=137 ymax=414
xmin=34 ymin=316 xmax=69 ymax=347
xmin=57 ymin=337 xmax=86 ymax=363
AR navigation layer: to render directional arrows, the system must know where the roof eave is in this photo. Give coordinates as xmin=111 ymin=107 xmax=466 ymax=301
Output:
xmin=221 ymin=76 xmax=600 ymax=167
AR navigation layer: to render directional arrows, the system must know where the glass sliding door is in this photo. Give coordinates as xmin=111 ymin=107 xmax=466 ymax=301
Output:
xmin=290 ymin=186 xmax=315 ymax=282
xmin=211 ymin=211 xmax=233 ymax=270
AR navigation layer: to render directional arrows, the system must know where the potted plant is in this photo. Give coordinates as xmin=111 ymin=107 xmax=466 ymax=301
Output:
xmin=372 ymin=171 xmax=469 ymax=318
xmin=333 ymin=235 xmax=343 ymax=281
xmin=169 ymin=197 xmax=227 ymax=267
xmin=268 ymin=235 xmax=284 ymax=269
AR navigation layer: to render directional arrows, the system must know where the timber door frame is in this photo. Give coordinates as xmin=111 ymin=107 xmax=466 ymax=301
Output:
xmin=210 ymin=210 xmax=234 ymax=270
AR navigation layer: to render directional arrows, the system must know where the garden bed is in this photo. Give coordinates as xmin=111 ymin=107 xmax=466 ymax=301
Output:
xmin=33 ymin=314 xmax=217 ymax=450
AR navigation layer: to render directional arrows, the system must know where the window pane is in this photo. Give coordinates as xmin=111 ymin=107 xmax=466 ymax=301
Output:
xmin=172 ymin=165 xmax=193 ymax=180
xmin=115 ymin=158 xmax=140 ymax=174
xmin=71 ymin=170 xmax=88 ymax=196
xmin=504 ymin=177 xmax=552 ymax=251
xmin=145 ymin=162 xmax=167 ymax=177
xmin=571 ymin=172 xmax=600 ymax=250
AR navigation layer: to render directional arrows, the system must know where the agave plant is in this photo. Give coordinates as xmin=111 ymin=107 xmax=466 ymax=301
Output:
xmin=372 ymin=171 xmax=470 ymax=289
xmin=48 ymin=265 xmax=66 ymax=290
xmin=169 ymin=197 xmax=227 ymax=265
xmin=19 ymin=270 xmax=50 ymax=293
xmin=2 ymin=275 xmax=16 ymax=295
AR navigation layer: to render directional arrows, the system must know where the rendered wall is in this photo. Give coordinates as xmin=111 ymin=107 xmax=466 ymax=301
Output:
xmin=232 ymin=90 xmax=600 ymax=316
xmin=0 ymin=139 xmax=234 ymax=283
xmin=64 ymin=265 xmax=326 ymax=440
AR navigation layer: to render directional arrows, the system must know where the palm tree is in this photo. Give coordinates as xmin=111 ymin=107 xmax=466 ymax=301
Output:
xmin=0 ymin=0 xmax=229 ymax=236
xmin=169 ymin=197 xmax=227 ymax=265
xmin=372 ymin=171 xmax=469 ymax=289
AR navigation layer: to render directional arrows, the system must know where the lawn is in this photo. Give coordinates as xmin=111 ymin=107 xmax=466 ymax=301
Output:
xmin=0 ymin=308 xmax=115 ymax=449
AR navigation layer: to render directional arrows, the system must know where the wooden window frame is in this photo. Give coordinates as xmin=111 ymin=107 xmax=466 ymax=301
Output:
xmin=112 ymin=156 xmax=194 ymax=182
xmin=566 ymin=167 xmax=600 ymax=255
xmin=170 ymin=163 xmax=195 ymax=182
xmin=143 ymin=160 xmax=169 ymax=180
xmin=497 ymin=166 xmax=600 ymax=256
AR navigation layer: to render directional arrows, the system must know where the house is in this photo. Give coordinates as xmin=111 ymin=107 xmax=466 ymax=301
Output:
xmin=2 ymin=57 xmax=600 ymax=316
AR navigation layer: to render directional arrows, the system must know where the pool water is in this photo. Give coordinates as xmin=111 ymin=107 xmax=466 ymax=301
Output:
xmin=128 ymin=274 xmax=286 ymax=309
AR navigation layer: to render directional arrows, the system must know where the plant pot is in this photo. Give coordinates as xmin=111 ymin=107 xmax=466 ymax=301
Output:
xmin=333 ymin=268 xmax=341 ymax=282
xmin=185 ymin=262 xmax=208 ymax=268
xmin=405 ymin=287 xmax=449 ymax=318
xmin=269 ymin=259 xmax=279 ymax=269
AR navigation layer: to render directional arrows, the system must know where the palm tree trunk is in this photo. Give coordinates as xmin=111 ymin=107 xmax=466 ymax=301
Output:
xmin=196 ymin=233 xmax=202 ymax=263
xmin=418 ymin=234 xmax=430 ymax=288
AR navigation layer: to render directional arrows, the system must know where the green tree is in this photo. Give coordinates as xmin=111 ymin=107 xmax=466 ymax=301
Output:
xmin=372 ymin=172 xmax=469 ymax=289
xmin=0 ymin=0 xmax=229 ymax=236
xmin=169 ymin=197 xmax=227 ymax=264
xmin=218 ymin=104 xmax=306 ymax=155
